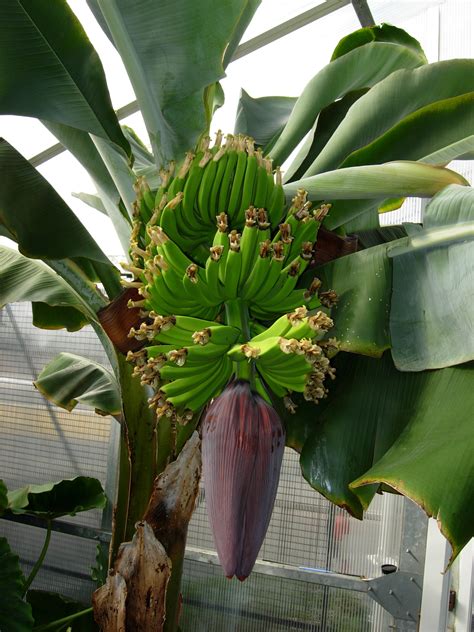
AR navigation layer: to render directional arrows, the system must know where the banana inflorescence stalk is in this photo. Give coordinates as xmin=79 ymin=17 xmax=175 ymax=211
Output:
xmin=124 ymin=132 xmax=339 ymax=578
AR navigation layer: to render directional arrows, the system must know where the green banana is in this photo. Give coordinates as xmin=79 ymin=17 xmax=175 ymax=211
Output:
xmin=205 ymin=247 xmax=225 ymax=302
xmin=249 ymin=313 xmax=293 ymax=342
xmin=257 ymin=368 xmax=288 ymax=398
xmin=239 ymin=207 xmax=259 ymax=282
xmin=161 ymin=360 xmax=220 ymax=397
xmin=168 ymin=357 xmax=232 ymax=411
xmin=197 ymin=152 xmax=218 ymax=224
xmin=182 ymin=264 xmax=217 ymax=307
xmin=267 ymin=167 xmax=285 ymax=229
xmin=236 ymin=140 xmax=257 ymax=224
xmin=252 ymin=154 xmax=269 ymax=208
xmin=241 ymin=239 xmax=272 ymax=300
xmin=208 ymin=147 xmax=229 ymax=221
xmin=254 ymin=243 xmax=285 ymax=300
xmin=182 ymin=150 xmax=211 ymax=231
xmin=218 ymin=142 xmax=238 ymax=213
xmin=223 ymin=231 xmax=242 ymax=299
xmin=227 ymin=136 xmax=248 ymax=222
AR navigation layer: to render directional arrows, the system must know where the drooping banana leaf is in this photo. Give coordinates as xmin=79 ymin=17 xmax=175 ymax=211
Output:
xmin=330 ymin=23 xmax=427 ymax=62
xmin=351 ymin=361 xmax=474 ymax=564
xmin=34 ymin=352 xmax=121 ymax=415
xmin=340 ymin=92 xmax=474 ymax=169
xmin=0 ymin=246 xmax=98 ymax=327
xmin=287 ymin=351 xmax=474 ymax=562
xmin=284 ymin=161 xmax=468 ymax=201
xmin=87 ymin=0 xmax=261 ymax=164
xmin=0 ymin=0 xmax=129 ymax=157
xmin=7 ymin=477 xmax=106 ymax=520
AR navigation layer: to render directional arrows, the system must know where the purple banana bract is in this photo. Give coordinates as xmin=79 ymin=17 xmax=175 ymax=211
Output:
xmin=201 ymin=379 xmax=285 ymax=580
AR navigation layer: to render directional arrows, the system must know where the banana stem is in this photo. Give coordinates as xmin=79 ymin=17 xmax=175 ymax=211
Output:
xmin=225 ymin=299 xmax=254 ymax=385
xmin=22 ymin=519 xmax=52 ymax=596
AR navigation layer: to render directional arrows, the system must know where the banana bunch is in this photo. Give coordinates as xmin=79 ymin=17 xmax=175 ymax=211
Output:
xmin=124 ymin=131 xmax=338 ymax=422
xmin=126 ymin=314 xmax=239 ymax=421
xmin=227 ymin=306 xmax=337 ymax=405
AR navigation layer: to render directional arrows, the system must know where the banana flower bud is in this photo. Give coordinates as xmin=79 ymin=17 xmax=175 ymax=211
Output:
xmin=202 ymin=380 xmax=285 ymax=580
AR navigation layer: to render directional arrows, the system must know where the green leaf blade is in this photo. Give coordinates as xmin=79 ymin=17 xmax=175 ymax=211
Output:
xmin=34 ymin=352 xmax=121 ymax=415
xmin=0 ymin=0 xmax=129 ymax=156
xmin=7 ymin=477 xmax=107 ymax=520
xmin=351 ymin=363 xmax=474 ymax=563
xmin=0 ymin=140 xmax=110 ymax=264
xmin=0 ymin=538 xmax=34 ymax=632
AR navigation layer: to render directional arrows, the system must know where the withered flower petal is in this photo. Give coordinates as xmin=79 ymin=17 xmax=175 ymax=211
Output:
xmin=202 ymin=380 xmax=285 ymax=580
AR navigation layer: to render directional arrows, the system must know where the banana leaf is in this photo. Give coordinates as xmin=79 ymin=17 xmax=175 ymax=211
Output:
xmin=7 ymin=477 xmax=106 ymax=520
xmin=34 ymin=352 xmax=121 ymax=415
xmin=0 ymin=538 xmax=34 ymax=632
xmin=26 ymin=591 xmax=97 ymax=631
xmin=284 ymin=161 xmax=468 ymax=201
xmin=0 ymin=140 xmax=110 ymax=264
xmin=313 ymin=242 xmax=392 ymax=357
xmin=234 ymin=90 xmax=297 ymax=150
xmin=289 ymin=351 xmax=474 ymax=562
xmin=305 ymin=59 xmax=474 ymax=175
xmin=0 ymin=247 xmax=97 ymax=327
xmin=86 ymin=0 xmax=261 ymax=164
xmin=0 ymin=0 xmax=129 ymax=157
xmin=388 ymin=186 xmax=474 ymax=371
xmin=268 ymin=41 xmax=425 ymax=165
xmin=331 ymin=23 xmax=427 ymax=62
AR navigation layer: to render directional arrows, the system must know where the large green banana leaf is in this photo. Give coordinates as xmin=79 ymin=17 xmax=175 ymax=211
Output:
xmin=341 ymin=92 xmax=474 ymax=169
xmin=286 ymin=352 xmax=474 ymax=562
xmin=313 ymin=242 xmax=392 ymax=357
xmin=0 ymin=537 xmax=34 ymax=632
xmin=0 ymin=246 xmax=97 ymax=328
xmin=34 ymin=352 xmax=121 ymax=416
xmin=304 ymin=59 xmax=474 ymax=175
xmin=388 ymin=185 xmax=474 ymax=371
xmin=283 ymin=161 xmax=468 ymax=201
xmin=86 ymin=0 xmax=260 ymax=164
xmin=7 ymin=477 xmax=106 ymax=520
xmin=0 ymin=140 xmax=110 ymax=264
xmin=268 ymin=41 xmax=425 ymax=165
xmin=330 ymin=23 xmax=427 ymax=61
xmin=0 ymin=0 xmax=129 ymax=157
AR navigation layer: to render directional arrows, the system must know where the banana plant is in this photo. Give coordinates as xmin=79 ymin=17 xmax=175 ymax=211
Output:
xmin=0 ymin=1 xmax=473 ymax=629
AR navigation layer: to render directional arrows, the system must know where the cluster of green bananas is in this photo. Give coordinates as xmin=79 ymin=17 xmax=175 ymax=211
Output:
xmin=123 ymin=132 xmax=338 ymax=421
xmin=126 ymin=307 xmax=336 ymax=422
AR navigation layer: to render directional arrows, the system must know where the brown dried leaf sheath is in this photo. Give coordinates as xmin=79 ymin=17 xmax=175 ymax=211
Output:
xmin=93 ymin=522 xmax=171 ymax=631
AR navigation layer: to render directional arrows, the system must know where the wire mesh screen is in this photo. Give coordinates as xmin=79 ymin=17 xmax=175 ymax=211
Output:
xmin=0 ymin=303 xmax=113 ymax=601
xmin=187 ymin=448 xmax=400 ymax=630
xmin=181 ymin=558 xmax=381 ymax=632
